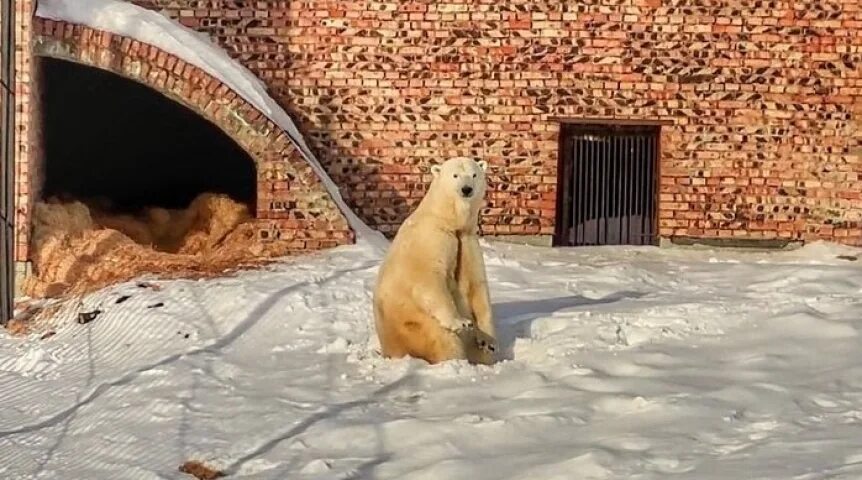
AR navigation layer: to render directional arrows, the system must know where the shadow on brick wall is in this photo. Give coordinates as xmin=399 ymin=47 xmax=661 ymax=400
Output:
xmin=284 ymin=108 xmax=422 ymax=239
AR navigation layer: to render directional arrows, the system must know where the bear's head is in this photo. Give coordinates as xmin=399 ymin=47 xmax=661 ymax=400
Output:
xmin=430 ymin=157 xmax=488 ymax=204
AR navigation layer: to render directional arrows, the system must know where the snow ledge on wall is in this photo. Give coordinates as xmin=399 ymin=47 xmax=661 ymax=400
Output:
xmin=35 ymin=0 xmax=387 ymax=251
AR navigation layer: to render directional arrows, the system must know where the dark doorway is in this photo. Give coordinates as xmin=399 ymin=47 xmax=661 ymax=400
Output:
xmin=40 ymin=57 xmax=256 ymax=213
xmin=554 ymin=123 xmax=659 ymax=247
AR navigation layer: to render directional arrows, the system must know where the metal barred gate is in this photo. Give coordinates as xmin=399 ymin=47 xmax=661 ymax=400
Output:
xmin=1 ymin=0 xmax=14 ymax=324
xmin=555 ymin=123 xmax=660 ymax=247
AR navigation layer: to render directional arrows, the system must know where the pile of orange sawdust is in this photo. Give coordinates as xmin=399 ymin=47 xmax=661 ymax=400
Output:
xmin=23 ymin=193 xmax=293 ymax=298
xmin=5 ymin=299 xmax=66 ymax=336
xmin=179 ymin=460 xmax=225 ymax=479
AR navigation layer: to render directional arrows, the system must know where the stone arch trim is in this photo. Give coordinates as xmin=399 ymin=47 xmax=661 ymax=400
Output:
xmin=29 ymin=18 xmax=354 ymax=252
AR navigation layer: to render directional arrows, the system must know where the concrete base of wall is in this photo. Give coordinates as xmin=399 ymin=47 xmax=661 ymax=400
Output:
xmin=486 ymin=234 xmax=553 ymax=247
xmin=486 ymin=235 xmax=804 ymax=251
xmin=659 ymin=236 xmax=804 ymax=251
xmin=14 ymin=262 xmax=32 ymax=298
xmin=485 ymin=235 xmax=805 ymax=251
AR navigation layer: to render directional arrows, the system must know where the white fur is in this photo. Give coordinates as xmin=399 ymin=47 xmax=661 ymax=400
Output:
xmin=372 ymin=157 xmax=496 ymax=365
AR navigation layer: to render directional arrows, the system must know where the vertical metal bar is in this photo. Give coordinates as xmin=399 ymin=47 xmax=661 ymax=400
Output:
xmin=0 ymin=0 xmax=15 ymax=325
xmin=580 ymin=137 xmax=587 ymax=245
xmin=566 ymin=137 xmax=578 ymax=245
xmin=609 ymin=132 xmax=616 ymax=245
xmin=645 ymin=132 xmax=652 ymax=244
xmin=580 ymin=135 xmax=587 ymax=246
xmin=573 ymin=135 xmax=580 ymax=246
xmin=571 ymin=136 xmax=578 ymax=245
xmin=616 ymin=131 xmax=623 ymax=245
xmin=639 ymin=133 xmax=648 ymax=244
xmin=585 ymin=138 xmax=600 ymax=245
xmin=593 ymin=135 xmax=607 ymax=245
xmin=617 ymin=133 xmax=624 ymax=245
xmin=641 ymin=133 xmax=649 ymax=243
xmin=605 ymin=134 xmax=612 ymax=245
xmin=600 ymin=133 xmax=613 ymax=245
xmin=646 ymin=133 xmax=655 ymax=242
xmin=592 ymin=135 xmax=600 ymax=246
xmin=654 ymin=131 xmax=660 ymax=244
xmin=625 ymin=134 xmax=632 ymax=244
xmin=633 ymin=133 xmax=642 ymax=245
xmin=609 ymin=131 xmax=616 ymax=245
xmin=574 ymin=136 xmax=587 ymax=245
xmin=620 ymin=135 xmax=627 ymax=244
xmin=575 ymin=137 xmax=583 ymax=245
xmin=581 ymin=135 xmax=596 ymax=245
xmin=636 ymin=133 xmax=643 ymax=244
xmin=632 ymin=134 xmax=638 ymax=244
xmin=598 ymin=135 xmax=605 ymax=246
xmin=628 ymin=134 xmax=634 ymax=245
xmin=605 ymin=133 xmax=610 ymax=245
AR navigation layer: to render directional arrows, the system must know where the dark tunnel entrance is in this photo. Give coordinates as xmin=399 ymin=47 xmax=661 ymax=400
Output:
xmin=39 ymin=57 xmax=256 ymax=213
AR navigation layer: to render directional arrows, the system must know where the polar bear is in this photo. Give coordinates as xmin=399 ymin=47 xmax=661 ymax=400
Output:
xmin=373 ymin=157 xmax=497 ymax=365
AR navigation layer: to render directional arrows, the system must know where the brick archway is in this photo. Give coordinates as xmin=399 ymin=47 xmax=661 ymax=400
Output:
xmin=22 ymin=18 xmax=353 ymax=260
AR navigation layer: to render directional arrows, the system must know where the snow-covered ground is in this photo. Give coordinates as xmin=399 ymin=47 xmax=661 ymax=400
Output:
xmin=1 ymin=241 xmax=862 ymax=479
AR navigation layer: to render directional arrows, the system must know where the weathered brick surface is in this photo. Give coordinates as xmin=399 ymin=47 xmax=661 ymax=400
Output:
xmin=13 ymin=0 xmax=38 ymax=262
xmin=130 ymin=0 xmax=862 ymax=245
xmin=14 ymin=1 xmax=862 ymax=250
xmin=13 ymin=18 xmax=353 ymax=261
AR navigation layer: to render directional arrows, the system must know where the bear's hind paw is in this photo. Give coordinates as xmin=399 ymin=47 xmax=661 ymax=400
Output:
xmin=475 ymin=331 xmax=497 ymax=353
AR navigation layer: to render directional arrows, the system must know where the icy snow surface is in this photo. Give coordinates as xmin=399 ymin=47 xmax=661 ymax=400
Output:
xmin=35 ymin=0 xmax=386 ymax=250
xmin=2 ymin=241 xmax=862 ymax=479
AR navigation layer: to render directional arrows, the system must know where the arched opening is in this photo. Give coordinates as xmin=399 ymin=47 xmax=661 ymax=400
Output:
xmin=23 ymin=55 xmax=282 ymax=299
xmin=40 ymin=56 xmax=256 ymax=212
xmin=19 ymin=22 xmax=354 ymax=300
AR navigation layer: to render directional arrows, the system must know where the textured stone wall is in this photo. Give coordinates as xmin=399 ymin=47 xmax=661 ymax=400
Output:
xmin=14 ymin=1 xmax=862 ymax=249
xmin=18 ymin=19 xmax=354 ymax=258
xmin=128 ymin=0 xmax=862 ymax=245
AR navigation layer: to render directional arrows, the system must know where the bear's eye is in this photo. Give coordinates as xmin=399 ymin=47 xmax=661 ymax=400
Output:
xmin=472 ymin=173 xmax=477 ymax=178
xmin=453 ymin=174 xmax=458 ymax=178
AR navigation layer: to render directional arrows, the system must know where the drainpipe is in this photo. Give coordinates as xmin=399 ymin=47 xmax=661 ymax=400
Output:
xmin=0 ymin=0 xmax=15 ymax=324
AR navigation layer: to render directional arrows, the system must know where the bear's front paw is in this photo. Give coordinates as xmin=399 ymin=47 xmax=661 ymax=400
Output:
xmin=475 ymin=330 xmax=497 ymax=354
xmin=442 ymin=316 xmax=474 ymax=333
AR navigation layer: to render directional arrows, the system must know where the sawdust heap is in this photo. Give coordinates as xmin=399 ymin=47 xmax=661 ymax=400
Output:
xmin=179 ymin=461 xmax=225 ymax=480
xmin=23 ymin=193 xmax=291 ymax=298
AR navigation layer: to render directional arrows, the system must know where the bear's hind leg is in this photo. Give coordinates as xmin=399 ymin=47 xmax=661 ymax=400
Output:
xmin=396 ymin=316 xmax=467 ymax=365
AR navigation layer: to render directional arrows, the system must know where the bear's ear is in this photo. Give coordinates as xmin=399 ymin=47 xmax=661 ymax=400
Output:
xmin=431 ymin=164 xmax=442 ymax=178
xmin=478 ymin=160 xmax=488 ymax=171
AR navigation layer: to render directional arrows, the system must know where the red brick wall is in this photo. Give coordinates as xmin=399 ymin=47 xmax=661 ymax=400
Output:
xmin=127 ymin=0 xmax=862 ymax=245
xmin=16 ymin=1 xmax=862 ymax=249
xmin=13 ymin=0 xmax=38 ymax=262
xmin=14 ymin=18 xmax=354 ymax=261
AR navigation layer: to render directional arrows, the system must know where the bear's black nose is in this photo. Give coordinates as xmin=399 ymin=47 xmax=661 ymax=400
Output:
xmin=461 ymin=186 xmax=474 ymax=197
